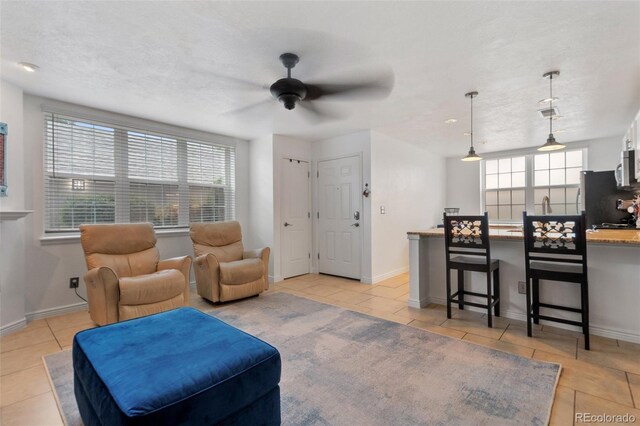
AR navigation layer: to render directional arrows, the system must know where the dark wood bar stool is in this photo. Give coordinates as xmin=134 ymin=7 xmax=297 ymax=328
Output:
xmin=523 ymin=212 xmax=590 ymax=350
xmin=443 ymin=212 xmax=500 ymax=328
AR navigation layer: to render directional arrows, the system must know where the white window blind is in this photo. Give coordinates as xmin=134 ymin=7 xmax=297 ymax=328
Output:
xmin=44 ymin=112 xmax=235 ymax=232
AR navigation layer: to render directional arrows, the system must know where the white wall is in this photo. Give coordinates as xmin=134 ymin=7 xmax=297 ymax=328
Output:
xmin=311 ymin=131 xmax=373 ymax=281
xmin=370 ymin=132 xmax=446 ymax=281
xmin=445 ymin=136 xmax=623 ymax=214
xmin=0 ymin=80 xmax=27 ymax=331
xmin=248 ymin=134 xmax=275 ymax=278
xmin=5 ymin=93 xmax=251 ymax=322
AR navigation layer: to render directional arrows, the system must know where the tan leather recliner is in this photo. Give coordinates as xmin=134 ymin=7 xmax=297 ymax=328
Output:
xmin=79 ymin=223 xmax=192 ymax=325
xmin=190 ymin=221 xmax=270 ymax=303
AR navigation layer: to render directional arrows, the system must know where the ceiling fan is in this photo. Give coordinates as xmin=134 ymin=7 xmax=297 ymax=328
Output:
xmin=224 ymin=53 xmax=394 ymax=121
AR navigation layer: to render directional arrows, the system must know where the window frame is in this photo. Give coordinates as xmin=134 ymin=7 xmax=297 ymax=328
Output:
xmin=480 ymin=148 xmax=588 ymax=224
xmin=42 ymin=110 xmax=237 ymax=234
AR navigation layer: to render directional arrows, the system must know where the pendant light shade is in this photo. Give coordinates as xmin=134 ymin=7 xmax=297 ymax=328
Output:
xmin=538 ymin=71 xmax=565 ymax=152
xmin=461 ymin=91 xmax=481 ymax=162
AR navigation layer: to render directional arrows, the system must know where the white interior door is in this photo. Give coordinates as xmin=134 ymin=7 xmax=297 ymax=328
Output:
xmin=281 ymin=158 xmax=311 ymax=279
xmin=318 ymin=155 xmax=362 ymax=279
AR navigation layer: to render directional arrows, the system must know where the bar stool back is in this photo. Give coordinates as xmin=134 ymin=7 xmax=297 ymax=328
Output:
xmin=443 ymin=212 xmax=500 ymax=328
xmin=522 ymin=212 xmax=590 ymax=350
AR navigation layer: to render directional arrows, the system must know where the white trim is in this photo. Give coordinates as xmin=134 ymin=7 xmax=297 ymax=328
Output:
xmin=425 ymin=296 xmax=640 ymax=344
xmin=270 ymin=274 xmax=283 ymax=283
xmin=0 ymin=210 xmax=33 ymax=221
xmin=408 ymin=297 xmax=430 ymax=309
xmin=39 ymin=227 xmax=191 ymax=245
xmin=371 ymin=266 xmax=409 ymax=284
xmin=25 ymin=301 xmax=88 ymax=322
xmin=0 ymin=318 xmax=27 ymax=336
xmin=41 ymin=101 xmax=245 ymax=148
xmin=360 ymin=276 xmax=373 ymax=284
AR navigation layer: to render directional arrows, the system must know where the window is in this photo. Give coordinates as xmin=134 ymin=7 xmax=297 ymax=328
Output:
xmin=44 ymin=112 xmax=235 ymax=232
xmin=482 ymin=149 xmax=585 ymax=222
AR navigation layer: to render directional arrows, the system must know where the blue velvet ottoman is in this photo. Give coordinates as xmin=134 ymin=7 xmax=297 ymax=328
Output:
xmin=73 ymin=307 xmax=281 ymax=426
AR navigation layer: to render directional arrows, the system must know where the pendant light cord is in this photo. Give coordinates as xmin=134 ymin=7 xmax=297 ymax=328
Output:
xmin=470 ymin=93 xmax=474 ymax=149
xmin=549 ymin=74 xmax=553 ymax=135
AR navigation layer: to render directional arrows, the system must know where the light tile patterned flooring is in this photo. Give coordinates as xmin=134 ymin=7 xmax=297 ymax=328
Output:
xmin=1 ymin=272 xmax=639 ymax=425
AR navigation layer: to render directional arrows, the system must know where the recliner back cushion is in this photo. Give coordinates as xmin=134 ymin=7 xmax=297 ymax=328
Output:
xmin=190 ymin=221 xmax=244 ymax=262
xmin=80 ymin=223 xmax=160 ymax=277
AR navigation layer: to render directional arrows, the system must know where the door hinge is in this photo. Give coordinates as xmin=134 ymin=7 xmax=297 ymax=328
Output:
xmin=308 ymin=252 xmax=311 ymax=259
xmin=308 ymin=171 xmax=310 ymax=178
xmin=308 ymin=212 xmax=310 ymax=218
xmin=317 ymin=212 xmax=319 ymax=219
xmin=317 ymin=253 xmax=320 ymax=259
xmin=317 ymin=171 xmax=319 ymax=178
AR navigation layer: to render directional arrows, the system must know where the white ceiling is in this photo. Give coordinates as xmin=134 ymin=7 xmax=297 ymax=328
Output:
xmin=1 ymin=1 xmax=639 ymax=156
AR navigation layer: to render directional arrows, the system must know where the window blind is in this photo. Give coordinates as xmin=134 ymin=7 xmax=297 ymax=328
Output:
xmin=44 ymin=112 xmax=236 ymax=232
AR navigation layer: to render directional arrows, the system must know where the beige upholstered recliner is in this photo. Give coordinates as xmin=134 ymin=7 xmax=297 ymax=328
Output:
xmin=190 ymin=221 xmax=270 ymax=303
xmin=79 ymin=223 xmax=192 ymax=325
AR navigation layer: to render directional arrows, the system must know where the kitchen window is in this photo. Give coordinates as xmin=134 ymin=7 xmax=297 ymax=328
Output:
xmin=44 ymin=112 xmax=235 ymax=232
xmin=481 ymin=149 xmax=586 ymax=222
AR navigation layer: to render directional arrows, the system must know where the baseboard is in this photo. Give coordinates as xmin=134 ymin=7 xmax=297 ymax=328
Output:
xmin=270 ymin=274 xmax=283 ymax=283
xmin=408 ymin=297 xmax=430 ymax=309
xmin=426 ymin=296 xmax=640 ymax=344
xmin=360 ymin=276 xmax=373 ymax=284
xmin=0 ymin=317 xmax=27 ymax=336
xmin=371 ymin=266 xmax=409 ymax=284
xmin=25 ymin=301 xmax=88 ymax=322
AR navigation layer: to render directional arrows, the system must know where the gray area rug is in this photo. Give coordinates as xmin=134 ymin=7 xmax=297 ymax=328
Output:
xmin=44 ymin=292 xmax=560 ymax=425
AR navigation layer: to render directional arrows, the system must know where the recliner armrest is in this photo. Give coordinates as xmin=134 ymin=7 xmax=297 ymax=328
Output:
xmin=243 ymin=247 xmax=270 ymax=289
xmin=158 ymin=256 xmax=193 ymax=304
xmin=84 ymin=266 xmax=120 ymax=326
xmin=194 ymin=253 xmax=221 ymax=302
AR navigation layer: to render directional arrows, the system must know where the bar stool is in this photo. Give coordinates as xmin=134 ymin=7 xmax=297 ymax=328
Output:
xmin=443 ymin=212 xmax=500 ymax=328
xmin=523 ymin=212 xmax=590 ymax=350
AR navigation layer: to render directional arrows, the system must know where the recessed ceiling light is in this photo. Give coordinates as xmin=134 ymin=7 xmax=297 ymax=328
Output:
xmin=538 ymin=97 xmax=558 ymax=104
xmin=444 ymin=118 xmax=457 ymax=124
xmin=18 ymin=62 xmax=39 ymax=72
xmin=554 ymin=129 xmax=568 ymax=133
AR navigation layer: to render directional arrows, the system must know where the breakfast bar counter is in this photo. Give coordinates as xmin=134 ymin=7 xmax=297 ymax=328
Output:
xmin=407 ymin=226 xmax=640 ymax=343
xmin=408 ymin=227 xmax=640 ymax=246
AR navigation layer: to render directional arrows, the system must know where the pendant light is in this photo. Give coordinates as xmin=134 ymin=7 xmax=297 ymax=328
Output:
xmin=538 ymin=71 xmax=565 ymax=151
xmin=461 ymin=91 xmax=481 ymax=161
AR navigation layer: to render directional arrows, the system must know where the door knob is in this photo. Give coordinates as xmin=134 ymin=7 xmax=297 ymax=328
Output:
xmin=351 ymin=222 xmax=360 ymax=227
xmin=284 ymin=222 xmax=292 ymax=227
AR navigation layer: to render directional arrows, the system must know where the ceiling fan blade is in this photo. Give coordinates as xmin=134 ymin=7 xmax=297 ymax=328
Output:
xmin=305 ymin=69 xmax=394 ymax=101
xmin=211 ymin=73 xmax=268 ymax=91
xmin=297 ymin=102 xmax=344 ymax=123
xmin=222 ymin=99 xmax=273 ymax=116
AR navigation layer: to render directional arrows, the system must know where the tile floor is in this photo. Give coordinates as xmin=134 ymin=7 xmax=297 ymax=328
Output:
xmin=1 ymin=272 xmax=639 ymax=425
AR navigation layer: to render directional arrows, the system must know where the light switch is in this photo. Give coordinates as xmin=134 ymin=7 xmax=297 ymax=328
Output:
xmin=380 ymin=206 xmax=386 ymax=214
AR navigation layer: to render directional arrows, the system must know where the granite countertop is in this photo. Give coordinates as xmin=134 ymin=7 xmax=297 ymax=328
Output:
xmin=407 ymin=227 xmax=640 ymax=246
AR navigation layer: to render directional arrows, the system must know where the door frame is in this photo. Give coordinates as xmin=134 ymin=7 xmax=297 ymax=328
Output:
xmin=313 ymin=152 xmax=365 ymax=281
xmin=280 ymin=156 xmax=312 ymax=279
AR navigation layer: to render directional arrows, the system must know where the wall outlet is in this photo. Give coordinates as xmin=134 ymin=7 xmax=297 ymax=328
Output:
xmin=380 ymin=206 xmax=386 ymax=214
xmin=518 ymin=281 xmax=526 ymax=294
xmin=69 ymin=277 xmax=80 ymax=289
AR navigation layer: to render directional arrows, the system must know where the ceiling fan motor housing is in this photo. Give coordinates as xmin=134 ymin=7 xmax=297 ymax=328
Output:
xmin=270 ymin=78 xmax=307 ymax=110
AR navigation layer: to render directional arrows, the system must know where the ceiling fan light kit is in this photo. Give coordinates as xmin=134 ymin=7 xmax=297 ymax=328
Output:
xmin=538 ymin=70 xmax=565 ymax=152
xmin=461 ymin=91 xmax=482 ymax=162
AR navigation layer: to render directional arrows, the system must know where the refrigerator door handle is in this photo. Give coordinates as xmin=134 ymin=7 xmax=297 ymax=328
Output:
xmin=576 ymin=186 xmax=581 ymax=213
